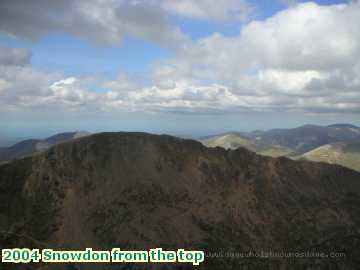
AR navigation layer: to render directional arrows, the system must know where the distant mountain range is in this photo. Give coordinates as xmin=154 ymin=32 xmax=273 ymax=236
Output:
xmin=0 ymin=131 xmax=90 ymax=162
xmin=250 ymin=124 xmax=360 ymax=154
xmin=2 ymin=124 xmax=360 ymax=172
xmin=1 ymin=132 xmax=360 ymax=269
xmin=200 ymin=124 xmax=360 ymax=171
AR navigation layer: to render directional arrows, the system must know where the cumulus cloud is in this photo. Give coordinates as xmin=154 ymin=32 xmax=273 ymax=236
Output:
xmin=162 ymin=1 xmax=360 ymax=81
xmin=147 ymin=1 xmax=360 ymax=114
xmin=1 ymin=1 xmax=360 ymax=116
xmin=102 ymin=73 xmax=139 ymax=94
xmin=105 ymin=81 xmax=266 ymax=114
xmin=0 ymin=0 xmax=188 ymax=48
xmin=0 ymin=45 xmax=31 ymax=66
xmin=0 ymin=65 xmax=277 ymax=114
xmin=242 ymin=2 xmax=360 ymax=71
xmin=43 ymin=77 xmax=100 ymax=107
xmin=0 ymin=65 xmax=62 ymax=111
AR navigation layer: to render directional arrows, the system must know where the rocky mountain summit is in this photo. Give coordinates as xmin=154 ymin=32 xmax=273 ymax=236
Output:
xmin=1 ymin=132 xmax=360 ymax=269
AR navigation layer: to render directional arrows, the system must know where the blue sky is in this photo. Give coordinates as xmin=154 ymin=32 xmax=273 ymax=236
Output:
xmin=0 ymin=0 xmax=358 ymax=142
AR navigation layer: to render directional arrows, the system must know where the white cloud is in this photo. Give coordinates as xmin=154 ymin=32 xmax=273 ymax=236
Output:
xmin=148 ymin=1 xmax=360 ymax=113
xmin=255 ymin=69 xmax=327 ymax=94
xmin=0 ymin=65 xmax=62 ymax=109
xmin=163 ymin=1 xmax=360 ymax=82
xmin=1 ymin=1 xmax=360 ymax=116
xmin=102 ymin=73 xmax=139 ymax=94
xmin=119 ymin=81 xmax=243 ymax=113
xmin=241 ymin=2 xmax=360 ymax=71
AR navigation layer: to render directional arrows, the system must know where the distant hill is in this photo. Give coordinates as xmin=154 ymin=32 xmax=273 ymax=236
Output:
xmin=0 ymin=131 xmax=90 ymax=161
xmin=200 ymin=133 xmax=294 ymax=157
xmin=200 ymin=133 xmax=256 ymax=151
xmin=299 ymin=141 xmax=360 ymax=172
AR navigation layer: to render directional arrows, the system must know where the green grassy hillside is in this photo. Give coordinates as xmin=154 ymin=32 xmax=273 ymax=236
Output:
xmin=201 ymin=133 xmax=256 ymax=151
xmin=299 ymin=142 xmax=360 ymax=172
xmin=200 ymin=133 xmax=295 ymax=157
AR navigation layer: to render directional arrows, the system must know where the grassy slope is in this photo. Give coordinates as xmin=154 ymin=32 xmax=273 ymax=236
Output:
xmin=201 ymin=133 xmax=256 ymax=151
xmin=258 ymin=145 xmax=295 ymax=157
xmin=201 ymin=133 xmax=295 ymax=157
xmin=300 ymin=142 xmax=360 ymax=172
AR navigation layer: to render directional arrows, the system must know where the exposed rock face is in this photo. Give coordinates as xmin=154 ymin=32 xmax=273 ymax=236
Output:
xmin=1 ymin=132 xmax=360 ymax=270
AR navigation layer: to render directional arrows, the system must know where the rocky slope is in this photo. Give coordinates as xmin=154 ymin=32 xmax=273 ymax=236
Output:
xmin=1 ymin=132 xmax=360 ymax=270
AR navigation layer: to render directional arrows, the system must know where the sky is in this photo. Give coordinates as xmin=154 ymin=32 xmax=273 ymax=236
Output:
xmin=0 ymin=0 xmax=359 ymax=142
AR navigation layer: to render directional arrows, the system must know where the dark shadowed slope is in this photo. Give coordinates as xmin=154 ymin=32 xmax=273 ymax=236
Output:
xmin=0 ymin=139 xmax=41 ymax=161
xmin=1 ymin=132 xmax=360 ymax=269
